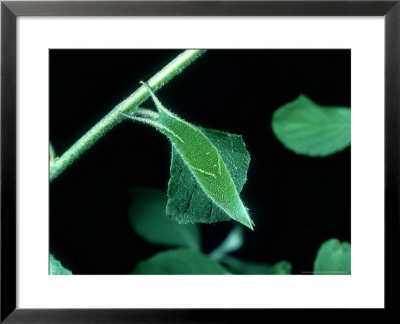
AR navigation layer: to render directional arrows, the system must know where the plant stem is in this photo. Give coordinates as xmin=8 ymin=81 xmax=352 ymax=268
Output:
xmin=50 ymin=49 xmax=206 ymax=182
xmin=209 ymin=226 xmax=244 ymax=261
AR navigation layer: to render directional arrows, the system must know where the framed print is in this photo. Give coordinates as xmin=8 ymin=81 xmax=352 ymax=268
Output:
xmin=1 ymin=0 xmax=399 ymax=322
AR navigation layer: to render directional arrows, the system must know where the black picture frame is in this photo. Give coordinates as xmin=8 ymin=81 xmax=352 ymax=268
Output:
xmin=1 ymin=0 xmax=399 ymax=322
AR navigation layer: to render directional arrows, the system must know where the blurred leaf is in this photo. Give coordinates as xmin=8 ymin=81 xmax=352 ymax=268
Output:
xmin=313 ymin=238 xmax=351 ymax=275
xmin=132 ymin=249 xmax=229 ymax=275
xmin=50 ymin=254 xmax=72 ymax=275
xmin=220 ymin=256 xmax=292 ymax=275
xmin=268 ymin=261 xmax=293 ymax=274
xmin=129 ymin=187 xmax=200 ymax=250
xmin=209 ymin=225 xmax=244 ymax=261
xmin=167 ymin=128 xmax=252 ymax=228
xmin=221 ymin=256 xmax=269 ymax=274
xmin=272 ymin=95 xmax=351 ymax=157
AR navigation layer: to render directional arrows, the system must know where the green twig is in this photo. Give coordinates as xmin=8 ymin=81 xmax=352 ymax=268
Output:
xmin=50 ymin=49 xmax=206 ymax=182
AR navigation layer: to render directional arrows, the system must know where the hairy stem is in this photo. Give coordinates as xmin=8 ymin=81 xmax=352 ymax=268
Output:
xmin=135 ymin=108 xmax=159 ymax=119
xmin=50 ymin=49 xmax=206 ymax=182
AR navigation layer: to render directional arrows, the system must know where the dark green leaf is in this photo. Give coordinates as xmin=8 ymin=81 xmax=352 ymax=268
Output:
xmin=125 ymin=83 xmax=253 ymax=228
xmin=129 ymin=187 xmax=200 ymax=249
xmin=313 ymin=239 xmax=351 ymax=275
xmin=167 ymin=128 xmax=251 ymax=227
xmin=268 ymin=261 xmax=293 ymax=275
xmin=50 ymin=254 xmax=72 ymax=275
xmin=132 ymin=249 xmax=229 ymax=275
xmin=220 ymin=256 xmax=292 ymax=275
xmin=272 ymin=95 xmax=351 ymax=157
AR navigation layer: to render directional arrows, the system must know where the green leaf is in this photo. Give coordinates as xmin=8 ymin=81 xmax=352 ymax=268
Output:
xmin=125 ymin=82 xmax=253 ymax=229
xmin=49 ymin=254 xmax=72 ymax=275
xmin=129 ymin=187 xmax=200 ymax=250
xmin=167 ymin=128 xmax=251 ymax=227
xmin=220 ymin=256 xmax=269 ymax=274
xmin=269 ymin=261 xmax=293 ymax=275
xmin=272 ymin=95 xmax=351 ymax=157
xmin=209 ymin=225 xmax=244 ymax=261
xmin=132 ymin=249 xmax=229 ymax=275
xmin=220 ymin=256 xmax=292 ymax=275
xmin=313 ymin=239 xmax=351 ymax=275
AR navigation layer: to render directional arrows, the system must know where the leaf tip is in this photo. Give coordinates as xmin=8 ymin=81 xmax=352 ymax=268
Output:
xmin=248 ymin=221 xmax=255 ymax=231
xmin=241 ymin=208 xmax=255 ymax=230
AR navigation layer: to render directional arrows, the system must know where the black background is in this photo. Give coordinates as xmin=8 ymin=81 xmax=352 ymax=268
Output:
xmin=50 ymin=50 xmax=350 ymax=274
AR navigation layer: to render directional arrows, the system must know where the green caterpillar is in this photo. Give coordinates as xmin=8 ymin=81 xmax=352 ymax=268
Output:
xmin=123 ymin=82 xmax=253 ymax=230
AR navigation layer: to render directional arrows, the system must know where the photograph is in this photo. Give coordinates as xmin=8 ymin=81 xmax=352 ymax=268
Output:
xmin=49 ymin=49 xmax=351 ymax=275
